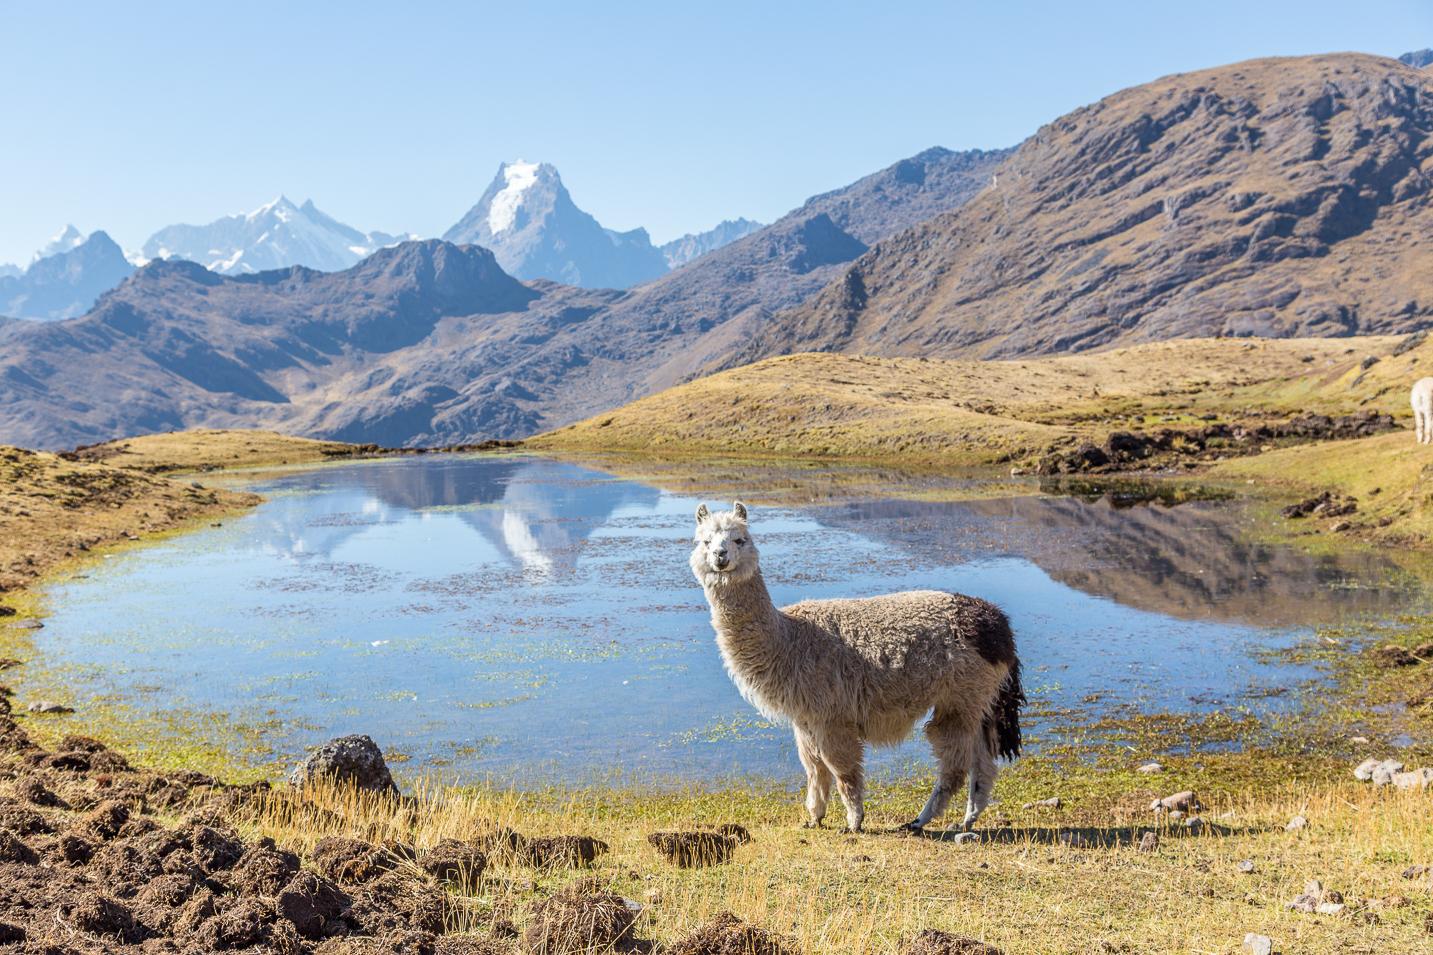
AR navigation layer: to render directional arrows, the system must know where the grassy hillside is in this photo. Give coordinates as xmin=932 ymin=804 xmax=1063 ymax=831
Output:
xmin=1213 ymin=430 xmax=1433 ymax=546
xmin=0 ymin=446 xmax=260 ymax=594
xmin=532 ymin=334 xmax=1425 ymax=464
xmin=67 ymin=428 xmax=362 ymax=474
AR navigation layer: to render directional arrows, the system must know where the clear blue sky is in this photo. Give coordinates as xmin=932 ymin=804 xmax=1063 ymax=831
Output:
xmin=1 ymin=0 xmax=1428 ymax=265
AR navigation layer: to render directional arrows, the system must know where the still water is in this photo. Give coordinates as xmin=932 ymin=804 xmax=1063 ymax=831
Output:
xmin=28 ymin=454 xmax=1418 ymax=783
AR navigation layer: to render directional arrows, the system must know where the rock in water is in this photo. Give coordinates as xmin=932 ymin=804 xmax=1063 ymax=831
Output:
xmin=289 ymin=735 xmax=398 ymax=795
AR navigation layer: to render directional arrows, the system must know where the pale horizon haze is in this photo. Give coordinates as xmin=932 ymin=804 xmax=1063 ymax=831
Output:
xmin=0 ymin=0 xmax=1429 ymax=265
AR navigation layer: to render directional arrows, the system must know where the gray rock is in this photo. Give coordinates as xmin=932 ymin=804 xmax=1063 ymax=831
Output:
xmin=1138 ymin=831 xmax=1159 ymax=853
xmin=1237 ymin=859 xmax=1256 ymax=874
xmin=1315 ymin=901 xmax=1345 ymax=915
xmin=1183 ymin=816 xmax=1205 ymax=833
xmin=289 ymin=734 xmax=398 ymax=795
xmin=1371 ymin=760 xmax=1405 ymax=786
xmin=1137 ymin=762 xmax=1163 ymax=774
xmin=1285 ymin=815 xmax=1308 ymax=832
xmin=1353 ymin=758 xmax=1381 ymax=781
xmin=1023 ymin=797 xmax=1061 ymax=809
xmin=951 ymin=831 xmax=980 ymax=845
xmin=1391 ymin=768 xmax=1433 ymax=790
xmin=1151 ymin=790 xmax=1201 ymax=812
xmin=1242 ymin=933 xmax=1273 ymax=955
xmin=26 ymin=700 xmax=72 ymax=714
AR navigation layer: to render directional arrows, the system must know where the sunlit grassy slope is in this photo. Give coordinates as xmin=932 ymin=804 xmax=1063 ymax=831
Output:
xmin=531 ymin=335 xmax=1426 ymax=464
xmin=68 ymin=427 xmax=360 ymax=473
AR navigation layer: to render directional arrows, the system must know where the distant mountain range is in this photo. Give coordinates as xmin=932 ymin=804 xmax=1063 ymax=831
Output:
xmin=1399 ymin=49 xmax=1433 ymax=68
xmin=140 ymin=196 xmax=414 ymax=275
xmin=659 ymin=218 xmax=764 ymax=269
xmin=0 ymin=231 xmax=135 ymax=321
xmin=746 ymin=53 xmax=1433 ymax=364
xmin=6 ymin=50 xmax=1433 ymax=450
xmin=0 ymin=145 xmax=1004 ymax=448
xmin=442 ymin=161 xmax=669 ymax=289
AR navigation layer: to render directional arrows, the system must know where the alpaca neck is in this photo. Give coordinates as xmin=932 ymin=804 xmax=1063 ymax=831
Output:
xmin=703 ymin=568 xmax=793 ymax=717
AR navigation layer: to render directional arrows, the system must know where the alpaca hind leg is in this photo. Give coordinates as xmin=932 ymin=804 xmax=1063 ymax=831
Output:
xmin=794 ymin=728 xmax=832 ymax=828
xmin=961 ymin=739 xmax=998 ymax=830
xmin=815 ymin=728 xmax=866 ymax=833
xmin=906 ymin=713 xmax=976 ymax=830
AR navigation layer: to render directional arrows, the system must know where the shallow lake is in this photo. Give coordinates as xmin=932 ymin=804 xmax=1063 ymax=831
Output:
xmin=24 ymin=454 xmax=1423 ymax=784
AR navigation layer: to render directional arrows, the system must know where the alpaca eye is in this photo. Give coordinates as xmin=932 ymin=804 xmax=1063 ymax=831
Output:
xmin=735 ymin=538 xmax=746 ymax=546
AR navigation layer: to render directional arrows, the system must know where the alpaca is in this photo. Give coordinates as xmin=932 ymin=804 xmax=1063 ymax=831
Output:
xmin=1414 ymin=378 xmax=1433 ymax=445
xmin=690 ymin=502 xmax=1024 ymax=833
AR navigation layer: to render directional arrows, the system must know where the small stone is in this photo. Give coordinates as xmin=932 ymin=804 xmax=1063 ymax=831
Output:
xmin=1183 ymin=816 xmax=1205 ymax=833
xmin=1022 ymin=797 xmax=1060 ymax=809
xmin=1354 ymin=758 xmax=1381 ymax=781
xmin=1151 ymin=790 xmax=1201 ymax=812
xmin=1401 ymin=864 xmax=1429 ymax=880
xmin=1136 ymin=762 xmax=1163 ymax=774
xmin=1391 ymin=768 xmax=1433 ymax=790
xmin=951 ymin=831 xmax=980 ymax=845
xmin=1371 ymin=760 xmax=1406 ymax=786
xmin=1242 ymin=933 xmax=1273 ymax=955
xmin=1137 ymin=831 xmax=1158 ymax=853
xmin=1350 ymin=736 xmax=1370 ymax=744
xmin=1167 ymin=810 xmax=1186 ymax=822
xmin=26 ymin=700 xmax=73 ymax=715
xmin=1237 ymin=859 xmax=1256 ymax=874
xmin=1285 ymin=815 xmax=1308 ymax=832
xmin=1315 ymin=902 xmax=1345 ymax=916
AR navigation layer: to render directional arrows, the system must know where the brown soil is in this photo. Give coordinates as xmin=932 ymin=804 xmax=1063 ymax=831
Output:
xmin=666 ymin=911 xmax=799 ymax=955
xmin=647 ymin=831 xmax=738 ymax=868
xmin=521 ymin=884 xmax=640 ymax=954
xmin=900 ymin=930 xmax=1005 ymax=955
xmin=0 ymin=720 xmax=505 ymax=953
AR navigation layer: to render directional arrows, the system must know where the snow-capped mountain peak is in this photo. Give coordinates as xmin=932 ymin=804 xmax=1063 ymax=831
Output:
xmin=32 ymin=224 xmax=86 ymax=264
xmin=142 ymin=198 xmax=413 ymax=275
xmin=488 ymin=161 xmax=542 ymax=234
xmin=443 ymin=160 xmax=668 ymax=289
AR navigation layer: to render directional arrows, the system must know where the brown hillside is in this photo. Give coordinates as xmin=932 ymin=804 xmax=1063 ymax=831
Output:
xmin=735 ymin=54 xmax=1433 ymax=365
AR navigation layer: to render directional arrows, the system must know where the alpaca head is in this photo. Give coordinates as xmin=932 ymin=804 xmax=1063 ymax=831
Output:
xmin=691 ymin=501 xmax=759 ymax=586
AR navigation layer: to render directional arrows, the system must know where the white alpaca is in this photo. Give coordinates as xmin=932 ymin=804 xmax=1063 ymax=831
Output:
xmin=691 ymin=502 xmax=1024 ymax=833
xmin=1414 ymin=378 xmax=1433 ymax=445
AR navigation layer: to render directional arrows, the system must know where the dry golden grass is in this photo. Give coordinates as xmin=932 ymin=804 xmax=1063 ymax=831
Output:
xmin=1212 ymin=431 xmax=1433 ymax=546
xmin=252 ymin=774 xmax=1433 ymax=954
xmin=532 ymin=335 xmax=1424 ymax=466
xmin=0 ymin=445 xmax=258 ymax=593
xmin=69 ymin=427 xmax=359 ymax=474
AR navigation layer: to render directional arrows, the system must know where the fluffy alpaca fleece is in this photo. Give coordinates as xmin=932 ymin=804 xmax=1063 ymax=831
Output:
xmin=1414 ymin=378 xmax=1433 ymax=445
xmin=691 ymin=502 xmax=1024 ymax=833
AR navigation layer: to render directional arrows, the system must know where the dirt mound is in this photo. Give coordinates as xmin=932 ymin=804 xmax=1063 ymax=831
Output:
xmin=422 ymin=838 xmax=487 ymax=891
xmin=710 ymin=823 xmax=752 ymax=845
xmin=276 ymin=869 xmax=352 ymax=939
xmin=12 ymin=776 xmax=65 ymax=808
xmin=667 ymin=911 xmax=798 ymax=955
xmin=518 ymin=834 xmax=608 ymax=868
xmin=901 ymin=929 xmax=1004 ymax=955
xmin=347 ymin=869 xmax=451 ymax=936
xmin=226 ymin=838 xmax=301 ymax=895
xmin=313 ymin=835 xmax=401 ymax=884
xmin=648 ymin=831 xmax=737 ymax=867
xmin=523 ymin=886 xmax=641 ymax=954
xmin=58 ymin=891 xmax=145 ymax=943
xmin=0 ymin=829 xmax=37 ymax=864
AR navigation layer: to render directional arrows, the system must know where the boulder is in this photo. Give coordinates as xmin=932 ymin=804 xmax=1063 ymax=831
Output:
xmin=289 ymin=735 xmax=398 ymax=795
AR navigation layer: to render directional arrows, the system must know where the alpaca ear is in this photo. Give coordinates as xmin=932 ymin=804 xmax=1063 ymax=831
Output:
xmin=695 ymin=504 xmax=710 ymax=525
xmin=733 ymin=501 xmax=748 ymax=521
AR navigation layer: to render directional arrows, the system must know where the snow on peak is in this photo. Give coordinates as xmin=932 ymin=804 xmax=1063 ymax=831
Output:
xmin=487 ymin=160 xmax=542 ymax=234
xmin=32 ymin=224 xmax=86 ymax=263
xmin=248 ymin=195 xmax=298 ymax=222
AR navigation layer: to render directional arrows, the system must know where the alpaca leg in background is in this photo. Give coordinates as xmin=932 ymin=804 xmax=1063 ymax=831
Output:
xmin=907 ymin=710 xmax=975 ymax=830
xmin=815 ymin=727 xmax=866 ymax=832
xmin=795 ymin=727 xmax=833 ymax=828
xmin=961 ymin=737 xmax=998 ymax=830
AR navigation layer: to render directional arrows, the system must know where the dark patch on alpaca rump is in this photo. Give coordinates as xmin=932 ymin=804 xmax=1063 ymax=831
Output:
xmin=955 ymin=595 xmax=1017 ymax=667
xmin=984 ymin=658 xmax=1025 ymax=761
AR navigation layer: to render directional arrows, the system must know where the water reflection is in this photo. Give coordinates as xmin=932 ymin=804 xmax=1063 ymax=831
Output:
xmin=23 ymin=454 xmax=1419 ymax=783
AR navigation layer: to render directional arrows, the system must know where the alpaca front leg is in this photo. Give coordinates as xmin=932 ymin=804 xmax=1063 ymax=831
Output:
xmin=816 ymin=729 xmax=866 ymax=832
xmin=794 ymin=728 xmax=832 ymax=828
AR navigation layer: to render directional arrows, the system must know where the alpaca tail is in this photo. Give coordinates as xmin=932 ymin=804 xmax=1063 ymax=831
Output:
xmin=985 ymin=658 xmax=1025 ymax=761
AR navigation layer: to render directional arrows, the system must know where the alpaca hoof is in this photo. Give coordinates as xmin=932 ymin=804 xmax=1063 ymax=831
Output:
xmin=899 ymin=820 xmax=925 ymax=834
xmin=801 ymin=820 xmax=824 ymax=830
